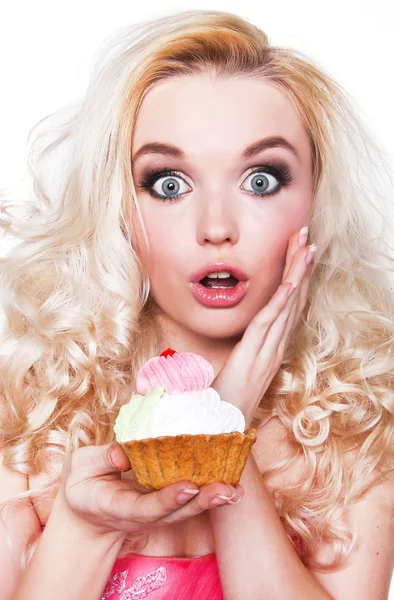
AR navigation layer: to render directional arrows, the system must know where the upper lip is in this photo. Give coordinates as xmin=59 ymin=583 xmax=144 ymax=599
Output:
xmin=190 ymin=262 xmax=249 ymax=283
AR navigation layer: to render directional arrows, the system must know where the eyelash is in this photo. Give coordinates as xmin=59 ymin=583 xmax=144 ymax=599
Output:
xmin=137 ymin=161 xmax=293 ymax=202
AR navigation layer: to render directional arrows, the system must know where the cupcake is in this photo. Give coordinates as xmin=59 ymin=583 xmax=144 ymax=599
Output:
xmin=113 ymin=348 xmax=256 ymax=490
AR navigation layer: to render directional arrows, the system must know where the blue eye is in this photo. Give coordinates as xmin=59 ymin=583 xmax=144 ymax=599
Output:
xmin=242 ymin=171 xmax=281 ymax=196
xmin=241 ymin=163 xmax=293 ymax=197
xmin=137 ymin=169 xmax=189 ymax=201
xmin=137 ymin=161 xmax=293 ymax=202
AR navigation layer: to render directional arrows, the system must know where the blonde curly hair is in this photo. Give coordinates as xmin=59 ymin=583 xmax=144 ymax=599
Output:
xmin=1 ymin=8 xmax=393 ymax=572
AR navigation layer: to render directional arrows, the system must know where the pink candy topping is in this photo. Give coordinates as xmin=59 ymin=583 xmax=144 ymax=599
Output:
xmin=137 ymin=349 xmax=214 ymax=395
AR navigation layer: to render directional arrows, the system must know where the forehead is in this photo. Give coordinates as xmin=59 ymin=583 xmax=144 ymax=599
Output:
xmin=132 ymin=73 xmax=311 ymax=165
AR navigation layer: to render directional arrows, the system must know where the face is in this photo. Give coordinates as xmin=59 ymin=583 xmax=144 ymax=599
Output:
xmin=131 ymin=72 xmax=313 ymax=340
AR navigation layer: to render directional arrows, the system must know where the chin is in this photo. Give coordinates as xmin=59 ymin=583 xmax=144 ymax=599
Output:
xmin=181 ymin=309 xmax=251 ymax=340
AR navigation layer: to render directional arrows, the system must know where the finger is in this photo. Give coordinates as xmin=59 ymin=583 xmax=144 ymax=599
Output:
xmin=110 ymin=480 xmax=242 ymax=526
xmin=278 ymin=293 xmax=301 ymax=356
xmin=240 ymin=239 xmax=307 ymax=362
xmin=102 ymin=480 xmax=199 ymax=525
xmin=241 ymin=281 xmax=295 ymax=359
xmin=278 ymin=256 xmax=315 ymax=355
xmin=282 ymin=227 xmax=309 ymax=282
xmin=288 ymin=245 xmax=315 ymax=324
xmin=256 ymin=285 xmax=299 ymax=363
xmin=109 ymin=443 xmax=132 ymax=472
xmin=158 ymin=483 xmax=245 ymax=525
xmin=292 ymin=269 xmax=312 ymax=327
xmin=283 ymin=241 xmax=316 ymax=292
xmin=282 ymin=230 xmax=302 ymax=282
xmin=280 ymin=248 xmax=314 ymax=330
xmin=258 ymin=245 xmax=313 ymax=358
xmin=69 ymin=442 xmax=131 ymax=482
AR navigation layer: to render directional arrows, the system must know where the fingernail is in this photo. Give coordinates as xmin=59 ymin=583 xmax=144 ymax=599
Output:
xmin=109 ymin=444 xmax=129 ymax=471
xmin=286 ymin=282 xmax=298 ymax=297
xmin=225 ymin=496 xmax=243 ymax=505
xmin=211 ymin=493 xmax=241 ymax=506
xmin=305 ymin=243 xmax=317 ymax=264
xmin=177 ymin=489 xmax=200 ymax=504
xmin=211 ymin=496 xmax=229 ymax=506
xmin=298 ymin=226 xmax=309 ymax=247
xmin=236 ymin=485 xmax=246 ymax=498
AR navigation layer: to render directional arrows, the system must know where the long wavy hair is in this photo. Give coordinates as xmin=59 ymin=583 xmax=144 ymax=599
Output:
xmin=1 ymin=9 xmax=393 ymax=572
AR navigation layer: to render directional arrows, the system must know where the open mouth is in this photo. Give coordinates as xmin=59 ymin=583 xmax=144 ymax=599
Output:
xmin=190 ymin=263 xmax=248 ymax=307
xmin=191 ymin=271 xmax=247 ymax=307
xmin=199 ymin=271 xmax=239 ymax=289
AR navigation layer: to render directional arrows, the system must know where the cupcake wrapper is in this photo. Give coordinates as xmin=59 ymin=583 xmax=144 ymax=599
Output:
xmin=120 ymin=428 xmax=257 ymax=490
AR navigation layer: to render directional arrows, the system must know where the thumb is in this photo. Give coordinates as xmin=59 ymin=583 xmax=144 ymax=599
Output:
xmin=107 ymin=442 xmax=132 ymax=472
xmin=64 ymin=442 xmax=131 ymax=482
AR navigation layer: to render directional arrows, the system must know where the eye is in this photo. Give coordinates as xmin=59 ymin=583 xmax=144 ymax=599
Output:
xmin=137 ymin=169 xmax=191 ymax=201
xmin=241 ymin=163 xmax=293 ymax=198
xmin=137 ymin=161 xmax=293 ymax=202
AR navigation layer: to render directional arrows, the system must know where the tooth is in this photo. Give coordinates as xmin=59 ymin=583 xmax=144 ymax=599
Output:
xmin=206 ymin=271 xmax=232 ymax=279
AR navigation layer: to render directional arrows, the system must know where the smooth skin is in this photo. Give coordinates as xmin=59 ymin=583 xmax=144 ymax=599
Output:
xmin=131 ymin=71 xmax=313 ymax=366
xmin=59 ymin=65 xmax=316 ymax=543
xmin=59 ymin=227 xmax=312 ymax=538
xmin=7 ymin=72 xmax=394 ymax=599
xmin=213 ymin=226 xmax=315 ymax=427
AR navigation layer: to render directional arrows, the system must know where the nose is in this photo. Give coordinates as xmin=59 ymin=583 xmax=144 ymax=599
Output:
xmin=196 ymin=192 xmax=239 ymax=247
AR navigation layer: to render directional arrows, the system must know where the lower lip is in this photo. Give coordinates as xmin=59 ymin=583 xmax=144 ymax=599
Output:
xmin=190 ymin=281 xmax=248 ymax=307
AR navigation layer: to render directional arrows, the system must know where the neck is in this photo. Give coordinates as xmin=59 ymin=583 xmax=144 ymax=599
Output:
xmin=154 ymin=313 xmax=241 ymax=379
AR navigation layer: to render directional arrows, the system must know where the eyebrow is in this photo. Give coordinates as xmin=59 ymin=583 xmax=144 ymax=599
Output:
xmin=132 ymin=135 xmax=300 ymax=164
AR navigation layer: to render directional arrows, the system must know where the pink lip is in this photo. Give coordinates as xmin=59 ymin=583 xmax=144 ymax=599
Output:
xmin=189 ymin=262 xmax=249 ymax=308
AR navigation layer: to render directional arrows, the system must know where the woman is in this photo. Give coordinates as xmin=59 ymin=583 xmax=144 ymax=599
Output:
xmin=1 ymin=9 xmax=393 ymax=599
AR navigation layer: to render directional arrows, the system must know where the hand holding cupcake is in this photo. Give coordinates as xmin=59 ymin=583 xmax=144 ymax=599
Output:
xmin=114 ymin=348 xmax=256 ymax=490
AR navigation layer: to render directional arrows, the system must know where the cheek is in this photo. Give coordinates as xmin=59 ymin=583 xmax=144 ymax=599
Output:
xmin=249 ymin=215 xmax=294 ymax=261
xmin=247 ymin=208 xmax=306 ymax=294
xmin=253 ymin=236 xmax=287 ymax=295
xmin=143 ymin=216 xmax=187 ymax=282
xmin=132 ymin=206 xmax=179 ymax=271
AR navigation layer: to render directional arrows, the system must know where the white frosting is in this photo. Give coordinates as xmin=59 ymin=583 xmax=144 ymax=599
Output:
xmin=130 ymin=387 xmax=245 ymax=440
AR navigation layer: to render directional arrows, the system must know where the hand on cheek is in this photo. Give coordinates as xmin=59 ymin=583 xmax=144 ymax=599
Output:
xmin=277 ymin=226 xmax=316 ymax=355
xmin=212 ymin=226 xmax=316 ymax=425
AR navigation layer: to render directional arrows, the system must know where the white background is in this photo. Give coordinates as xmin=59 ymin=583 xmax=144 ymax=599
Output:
xmin=1 ymin=1 xmax=393 ymax=596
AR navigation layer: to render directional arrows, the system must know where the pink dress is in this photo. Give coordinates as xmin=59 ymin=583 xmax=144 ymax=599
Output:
xmin=39 ymin=525 xmax=303 ymax=599
xmin=101 ymin=552 xmax=222 ymax=600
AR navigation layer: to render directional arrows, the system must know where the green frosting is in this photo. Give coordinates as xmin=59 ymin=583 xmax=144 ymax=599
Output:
xmin=113 ymin=386 xmax=165 ymax=442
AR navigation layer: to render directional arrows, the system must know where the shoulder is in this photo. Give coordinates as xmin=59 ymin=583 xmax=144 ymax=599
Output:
xmin=0 ymin=452 xmax=31 ymax=509
xmin=0 ymin=453 xmax=42 ymax=597
xmin=253 ymin=417 xmax=394 ymax=506
xmin=0 ymin=451 xmax=42 ymax=529
xmin=308 ymin=478 xmax=394 ymax=599
xmin=252 ymin=418 xmax=394 ymax=598
xmin=252 ymin=415 xmax=394 ymax=517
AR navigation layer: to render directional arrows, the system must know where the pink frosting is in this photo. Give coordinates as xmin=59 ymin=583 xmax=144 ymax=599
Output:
xmin=137 ymin=352 xmax=214 ymax=394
